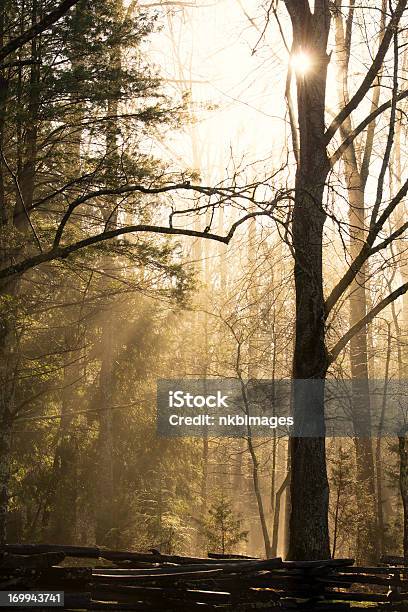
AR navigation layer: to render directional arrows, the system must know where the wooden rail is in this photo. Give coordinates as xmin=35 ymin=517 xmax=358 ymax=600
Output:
xmin=0 ymin=545 xmax=407 ymax=610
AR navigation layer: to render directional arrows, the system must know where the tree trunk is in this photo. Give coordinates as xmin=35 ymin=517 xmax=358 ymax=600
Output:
xmin=399 ymin=435 xmax=408 ymax=561
xmin=48 ymin=1 xmax=86 ymax=541
xmin=14 ymin=0 xmax=40 ymax=233
xmin=0 ymin=0 xmax=43 ymax=542
xmin=247 ymin=436 xmax=272 ymax=557
xmin=48 ymin=327 xmax=80 ymax=544
xmin=95 ymin=310 xmax=116 ymax=545
xmin=333 ymin=3 xmax=379 ymax=564
xmin=348 ymin=188 xmax=377 ymax=563
xmin=375 ymin=322 xmax=391 ymax=558
xmin=287 ymin=2 xmax=332 ymax=560
xmin=0 ymin=248 xmax=16 ymax=544
xmin=271 ymin=471 xmax=289 ymax=557
xmin=199 ymin=435 xmax=208 ymax=552
xmin=283 ymin=440 xmax=291 ymax=559
xmin=0 ymin=418 xmax=12 ymax=544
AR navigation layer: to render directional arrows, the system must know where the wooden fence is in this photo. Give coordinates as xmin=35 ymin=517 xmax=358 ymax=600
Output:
xmin=1 ymin=544 xmax=408 ymax=610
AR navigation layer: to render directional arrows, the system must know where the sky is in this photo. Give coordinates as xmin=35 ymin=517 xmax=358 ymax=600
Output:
xmin=146 ymin=0 xmax=289 ymax=184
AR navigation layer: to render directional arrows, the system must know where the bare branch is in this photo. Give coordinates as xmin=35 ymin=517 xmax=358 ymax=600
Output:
xmin=0 ymin=211 xmax=275 ymax=281
xmin=370 ymin=220 xmax=408 ymax=255
xmin=370 ymin=27 xmax=399 ymax=227
xmin=360 ymin=0 xmax=387 ymax=187
xmin=325 ymin=0 xmax=408 ymax=144
xmin=345 ymin=0 xmax=356 ymax=72
xmin=325 ymin=177 xmax=408 ymax=316
xmin=329 ymin=89 xmax=408 ymax=167
xmin=51 ymin=180 xmax=276 ymax=247
xmin=329 ymin=281 xmax=408 ymax=363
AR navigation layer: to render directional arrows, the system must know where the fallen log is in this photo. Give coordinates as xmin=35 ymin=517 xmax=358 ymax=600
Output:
xmin=90 ymin=571 xmax=313 ymax=591
xmin=108 ymin=561 xmax=167 ymax=569
xmin=39 ymin=566 xmax=92 ymax=581
xmin=92 ymin=569 xmax=226 ymax=584
xmin=338 ymin=566 xmax=408 ymax=575
xmin=93 ymin=558 xmax=283 ymax=578
xmin=310 ymin=605 xmax=351 ymax=611
xmin=89 ymin=603 xmax=177 ymax=611
xmin=230 ymin=602 xmax=297 ymax=611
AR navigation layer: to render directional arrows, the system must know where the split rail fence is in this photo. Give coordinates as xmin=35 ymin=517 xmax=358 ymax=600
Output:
xmin=1 ymin=544 xmax=408 ymax=610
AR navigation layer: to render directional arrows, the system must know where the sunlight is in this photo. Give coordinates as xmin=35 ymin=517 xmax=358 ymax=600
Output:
xmin=290 ymin=51 xmax=312 ymax=76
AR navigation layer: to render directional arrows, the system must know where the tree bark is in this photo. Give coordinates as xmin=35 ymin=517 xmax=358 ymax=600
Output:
xmin=285 ymin=0 xmax=331 ymax=560
xmin=14 ymin=0 xmax=40 ymax=233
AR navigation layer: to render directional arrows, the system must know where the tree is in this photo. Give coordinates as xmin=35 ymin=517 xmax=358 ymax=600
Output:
xmin=333 ymin=0 xmax=385 ymax=563
xmin=283 ymin=0 xmax=332 ymax=560
xmin=282 ymin=0 xmax=408 ymax=559
xmin=0 ymin=0 xmax=202 ymax=543
xmin=203 ymin=493 xmax=248 ymax=555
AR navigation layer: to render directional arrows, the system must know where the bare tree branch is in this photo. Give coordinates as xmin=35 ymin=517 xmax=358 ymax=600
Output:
xmin=325 ymin=0 xmax=408 ymax=144
xmin=329 ymin=89 xmax=408 ymax=167
xmin=344 ymin=0 xmax=356 ymax=72
xmin=329 ymin=281 xmax=408 ymax=363
xmin=325 ymin=177 xmax=408 ymax=316
xmin=360 ymin=0 xmax=387 ymax=187
xmin=51 ymin=180 xmax=277 ymax=247
xmin=370 ymin=27 xmax=399 ymax=227
xmin=0 ymin=211 xmax=275 ymax=281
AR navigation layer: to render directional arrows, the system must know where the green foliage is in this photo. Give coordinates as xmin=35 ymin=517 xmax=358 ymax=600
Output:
xmin=0 ymin=0 xmax=199 ymax=550
xmin=202 ymin=493 xmax=248 ymax=555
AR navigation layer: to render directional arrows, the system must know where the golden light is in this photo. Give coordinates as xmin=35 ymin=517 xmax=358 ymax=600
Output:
xmin=290 ymin=51 xmax=312 ymax=76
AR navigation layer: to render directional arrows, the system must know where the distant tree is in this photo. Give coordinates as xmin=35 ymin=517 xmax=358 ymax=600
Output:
xmin=203 ymin=493 xmax=248 ymax=555
xmin=327 ymin=441 xmax=355 ymax=558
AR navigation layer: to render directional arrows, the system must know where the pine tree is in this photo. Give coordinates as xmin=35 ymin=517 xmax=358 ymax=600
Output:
xmin=203 ymin=493 xmax=248 ymax=555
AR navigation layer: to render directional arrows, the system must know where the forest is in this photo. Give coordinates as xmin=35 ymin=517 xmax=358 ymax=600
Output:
xmin=1 ymin=0 xmax=408 ymax=578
